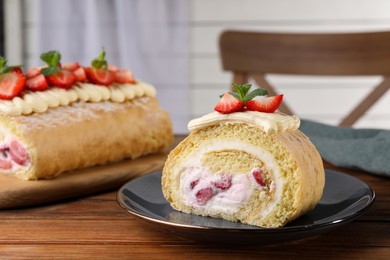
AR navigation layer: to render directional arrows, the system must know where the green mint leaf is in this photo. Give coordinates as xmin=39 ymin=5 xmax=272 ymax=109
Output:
xmin=91 ymin=48 xmax=108 ymax=69
xmin=40 ymin=50 xmax=61 ymax=67
xmin=0 ymin=56 xmax=7 ymax=69
xmin=2 ymin=65 xmax=22 ymax=73
xmin=228 ymin=92 xmax=241 ymax=99
xmin=232 ymin=83 xmax=253 ymax=100
xmin=41 ymin=66 xmax=60 ymax=76
xmin=242 ymin=88 xmax=269 ymax=103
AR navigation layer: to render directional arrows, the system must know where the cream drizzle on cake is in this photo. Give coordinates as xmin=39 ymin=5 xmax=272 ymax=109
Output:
xmin=0 ymin=81 xmax=156 ymax=116
xmin=188 ymin=111 xmax=300 ymax=134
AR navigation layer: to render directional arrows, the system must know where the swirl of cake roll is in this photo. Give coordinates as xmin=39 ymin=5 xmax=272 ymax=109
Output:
xmin=162 ymin=84 xmax=324 ymax=228
xmin=0 ymin=50 xmax=173 ymax=180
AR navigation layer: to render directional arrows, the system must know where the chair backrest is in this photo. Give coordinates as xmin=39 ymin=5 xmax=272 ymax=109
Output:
xmin=219 ymin=30 xmax=390 ymax=126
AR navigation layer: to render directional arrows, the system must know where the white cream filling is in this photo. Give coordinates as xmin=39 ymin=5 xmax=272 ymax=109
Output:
xmin=175 ymin=139 xmax=284 ymax=217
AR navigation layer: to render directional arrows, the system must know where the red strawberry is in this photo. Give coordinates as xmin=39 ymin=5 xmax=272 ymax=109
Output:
xmin=0 ymin=158 xmax=11 ymax=169
xmin=214 ymin=93 xmax=243 ymax=114
xmin=85 ymin=67 xmax=115 ymax=86
xmin=62 ymin=62 xmax=80 ymax=71
xmin=9 ymin=140 xmax=28 ymax=165
xmin=11 ymin=67 xmax=23 ymax=74
xmin=46 ymin=69 xmax=76 ymax=89
xmin=190 ymin=179 xmax=200 ymax=189
xmin=252 ymin=169 xmax=266 ymax=187
xmin=108 ymin=64 xmax=119 ymax=72
xmin=73 ymin=67 xmax=87 ymax=82
xmin=0 ymin=72 xmax=26 ymax=100
xmin=26 ymin=67 xmax=42 ymax=79
xmin=195 ymin=187 xmax=215 ymax=205
xmin=245 ymin=94 xmax=283 ymax=113
xmin=115 ymin=69 xmax=135 ymax=84
xmin=212 ymin=175 xmax=232 ymax=190
xmin=26 ymin=74 xmax=49 ymax=91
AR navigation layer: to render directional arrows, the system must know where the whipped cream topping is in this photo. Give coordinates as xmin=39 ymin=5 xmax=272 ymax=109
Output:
xmin=0 ymin=81 xmax=156 ymax=116
xmin=188 ymin=111 xmax=300 ymax=134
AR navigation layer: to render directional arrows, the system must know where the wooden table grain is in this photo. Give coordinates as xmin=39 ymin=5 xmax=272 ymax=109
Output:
xmin=0 ymin=137 xmax=389 ymax=259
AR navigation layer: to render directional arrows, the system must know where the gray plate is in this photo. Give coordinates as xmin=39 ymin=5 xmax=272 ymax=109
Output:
xmin=117 ymin=169 xmax=375 ymax=245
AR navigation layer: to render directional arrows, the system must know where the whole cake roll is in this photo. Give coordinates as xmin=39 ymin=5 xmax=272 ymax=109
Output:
xmin=0 ymin=50 xmax=173 ymax=180
xmin=162 ymin=84 xmax=324 ymax=228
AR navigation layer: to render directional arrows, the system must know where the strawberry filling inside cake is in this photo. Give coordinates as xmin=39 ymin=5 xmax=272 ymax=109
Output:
xmin=0 ymin=140 xmax=30 ymax=170
xmin=181 ymin=167 xmax=273 ymax=213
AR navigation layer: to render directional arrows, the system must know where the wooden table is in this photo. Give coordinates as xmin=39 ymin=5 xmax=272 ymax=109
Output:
xmin=0 ymin=138 xmax=389 ymax=259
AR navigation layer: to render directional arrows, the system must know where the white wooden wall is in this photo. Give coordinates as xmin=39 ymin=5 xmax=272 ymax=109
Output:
xmin=5 ymin=0 xmax=390 ymax=130
xmin=189 ymin=0 xmax=390 ymax=129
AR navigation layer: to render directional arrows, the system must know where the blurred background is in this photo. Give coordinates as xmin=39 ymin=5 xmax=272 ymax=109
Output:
xmin=1 ymin=0 xmax=390 ymax=133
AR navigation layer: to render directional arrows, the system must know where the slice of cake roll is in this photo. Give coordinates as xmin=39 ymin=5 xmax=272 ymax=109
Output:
xmin=162 ymin=84 xmax=325 ymax=228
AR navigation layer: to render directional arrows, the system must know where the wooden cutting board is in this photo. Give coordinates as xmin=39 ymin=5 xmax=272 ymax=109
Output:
xmin=0 ymin=152 xmax=169 ymax=209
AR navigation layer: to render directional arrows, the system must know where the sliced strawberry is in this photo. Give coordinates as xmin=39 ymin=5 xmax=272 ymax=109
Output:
xmin=11 ymin=67 xmax=23 ymax=74
xmin=26 ymin=74 xmax=49 ymax=91
xmin=212 ymin=175 xmax=232 ymax=190
xmin=252 ymin=169 xmax=266 ymax=187
xmin=190 ymin=179 xmax=200 ymax=189
xmin=245 ymin=94 xmax=283 ymax=113
xmin=46 ymin=69 xmax=76 ymax=89
xmin=85 ymin=67 xmax=115 ymax=86
xmin=115 ymin=69 xmax=135 ymax=84
xmin=0 ymin=72 xmax=26 ymax=100
xmin=214 ymin=93 xmax=244 ymax=114
xmin=73 ymin=67 xmax=87 ymax=82
xmin=0 ymin=158 xmax=12 ymax=169
xmin=26 ymin=67 xmax=42 ymax=79
xmin=9 ymin=140 xmax=28 ymax=165
xmin=195 ymin=187 xmax=216 ymax=205
xmin=108 ymin=64 xmax=120 ymax=72
xmin=62 ymin=62 xmax=80 ymax=71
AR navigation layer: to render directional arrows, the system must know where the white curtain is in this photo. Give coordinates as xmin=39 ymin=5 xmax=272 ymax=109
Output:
xmin=31 ymin=0 xmax=189 ymax=133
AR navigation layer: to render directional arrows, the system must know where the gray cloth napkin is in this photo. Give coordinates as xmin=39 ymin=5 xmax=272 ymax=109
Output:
xmin=299 ymin=119 xmax=390 ymax=177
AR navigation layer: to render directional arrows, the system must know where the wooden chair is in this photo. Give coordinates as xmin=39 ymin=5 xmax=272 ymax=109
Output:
xmin=219 ymin=30 xmax=390 ymax=126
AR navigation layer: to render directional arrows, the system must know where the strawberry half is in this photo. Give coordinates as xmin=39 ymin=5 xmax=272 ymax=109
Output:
xmin=245 ymin=94 xmax=283 ymax=113
xmin=108 ymin=64 xmax=119 ymax=72
xmin=26 ymin=67 xmax=41 ymax=79
xmin=62 ymin=62 xmax=80 ymax=71
xmin=0 ymin=71 xmax=26 ymax=100
xmin=73 ymin=67 xmax=87 ymax=82
xmin=115 ymin=69 xmax=135 ymax=84
xmin=26 ymin=74 xmax=49 ymax=91
xmin=46 ymin=69 xmax=76 ymax=89
xmin=85 ymin=67 xmax=115 ymax=86
xmin=214 ymin=93 xmax=244 ymax=114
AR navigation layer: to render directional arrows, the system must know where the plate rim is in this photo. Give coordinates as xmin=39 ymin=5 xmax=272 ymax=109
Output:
xmin=117 ymin=169 xmax=375 ymax=233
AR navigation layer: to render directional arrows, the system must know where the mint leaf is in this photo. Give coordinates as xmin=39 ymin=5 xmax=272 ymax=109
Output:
xmin=242 ymin=88 xmax=268 ymax=103
xmin=0 ymin=56 xmax=6 ymax=69
xmin=2 ymin=65 xmax=22 ymax=74
xmin=0 ymin=57 xmax=23 ymax=74
xmin=232 ymin=83 xmax=251 ymax=100
xmin=41 ymin=66 xmax=60 ymax=76
xmin=91 ymin=48 xmax=108 ymax=69
xmin=40 ymin=50 xmax=61 ymax=67
xmin=228 ymin=92 xmax=241 ymax=99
